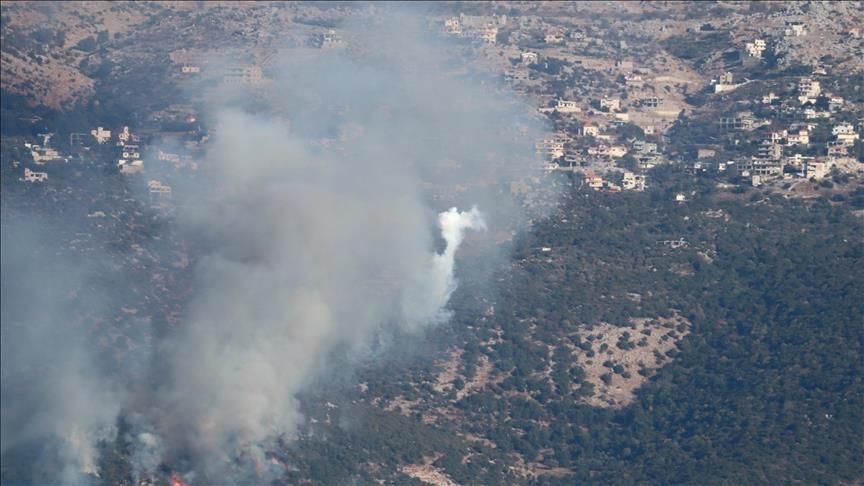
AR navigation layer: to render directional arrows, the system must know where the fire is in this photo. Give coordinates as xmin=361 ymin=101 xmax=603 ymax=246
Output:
xmin=170 ymin=472 xmax=187 ymax=486
xmin=252 ymin=456 xmax=264 ymax=478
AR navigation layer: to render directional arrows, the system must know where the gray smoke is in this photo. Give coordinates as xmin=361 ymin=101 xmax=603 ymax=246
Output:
xmin=0 ymin=219 xmax=124 ymax=484
xmin=1 ymin=5 xmax=557 ymax=482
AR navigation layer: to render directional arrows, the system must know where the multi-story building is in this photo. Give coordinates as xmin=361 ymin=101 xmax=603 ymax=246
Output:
xmin=745 ymin=39 xmax=766 ymax=57
xmin=224 ymin=66 xmax=263 ymax=85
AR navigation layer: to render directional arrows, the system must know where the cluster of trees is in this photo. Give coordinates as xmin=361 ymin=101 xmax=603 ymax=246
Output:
xmin=318 ymin=176 xmax=864 ymax=484
xmin=441 ymin=182 xmax=863 ymax=484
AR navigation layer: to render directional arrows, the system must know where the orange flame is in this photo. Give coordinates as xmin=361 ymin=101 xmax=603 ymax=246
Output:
xmin=170 ymin=472 xmax=186 ymax=486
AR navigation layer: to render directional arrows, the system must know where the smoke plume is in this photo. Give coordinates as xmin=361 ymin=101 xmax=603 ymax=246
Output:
xmin=402 ymin=206 xmax=487 ymax=329
xmin=1 ymin=4 xmax=557 ymax=482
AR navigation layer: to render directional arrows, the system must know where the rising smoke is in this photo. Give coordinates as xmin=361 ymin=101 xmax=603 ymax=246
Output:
xmin=0 ymin=4 xmax=556 ymax=483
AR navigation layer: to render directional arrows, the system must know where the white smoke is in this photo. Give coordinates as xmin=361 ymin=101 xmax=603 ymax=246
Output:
xmin=1 ymin=4 xmax=559 ymax=482
xmin=402 ymin=206 xmax=487 ymax=328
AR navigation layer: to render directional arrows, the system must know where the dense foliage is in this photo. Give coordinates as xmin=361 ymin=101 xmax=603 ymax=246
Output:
xmin=276 ymin=178 xmax=864 ymax=485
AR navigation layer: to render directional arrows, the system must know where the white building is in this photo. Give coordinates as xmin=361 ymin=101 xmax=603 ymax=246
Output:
xmin=803 ymin=108 xmax=829 ymax=119
xmin=319 ymin=30 xmax=345 ymax=48
xmin=535 ymin=138 xmax=565 ymax=160
xmin=479 ymin=26 xmax=498 ymax=44
xmin=544 ymin=31 xmax=565 ymax=44
xmin=22 ymin=167 xmax=48 ymax=182
xmin=555 ymin=100 xmax=581 ymax=113
xmin=181 ymin=65 xmax=200 ymax=74
xmin=223 ymin=66 xmax=263 ymax=84
xmin=588 ymin=145 xmax=627 ymax=158
xmin=443 ymin=18 xmax=462 ymax=36
xmin=599 ymin=97 xmax=621 ymax=112
xmin=521 ymin=52 xmax=538 ymax=65
xmin=121 ymin=145 xmax=140 ymax=160
xmin=91 ymin=127 xmax=111 ymax=144
xmin=29 ymin=146 xmax=62 ymax=164
xmin=117 ymin=126 xmax=139 ymax=145
xmin=118 ymin=159 xmax=143 ymax=175
xmin=148 ymin=180 xmax=172 ymax=196
xmin=745 ymin=39 xmax=766 ymax=57
xmin=798 ymin=78 xmax=821 ymax=98
xmin=784 ymin=22 xmax=807 ymax=37
xmin=832 ymin=123 xmax=856 ymax=136
xmin=787 ymin=129 xmax=810 ymax=145
xmin=715 ymin=83 xmax=739 ymax=94
xmin=622 ymin=171 xmax=646 ymax=191
xmin=582 ymin=125 xmax=600 ymax=137
xmin=803 ymin=160 xmax=831 ymax=179
xmin=836 ymin=132 xmax=860 ymax=146
xmin=624 ymin=74 xmax=644 ymax=88
xmin=761 ymin=92 xmax=779 ymax=104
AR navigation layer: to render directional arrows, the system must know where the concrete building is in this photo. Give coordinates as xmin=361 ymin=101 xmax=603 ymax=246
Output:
xmin=588 ymin=145 xmax=627 ymax=158
xmin=624 ymin=74 xmax=644 ymax=88
xmin=117 ymin=126 xmax=139 ymax=145
xmin=633 ymin=140 xmax=659 ymax=154
xmin=582 ymin=125 xmax=600 ymax=137
xmin=762 ymin=92 xmax=779 ymax=104
xmin=521 ymin=52 xmax=538 ymax=65
xmin=622 ymin=171 xmax=646 ymax=191
xmin=118 ymin=159 xmax=143 ymax=175
xmin=786 ymin=129 xmax=810 ymax=145
xmin=798 ymin=78 xmax=821 ymax=98
xmin=22 ymin=167 xmax=48 ymax=182
xmin=827 ymin=141 xmax=850 ymax=157
xmin=745 ymin=39 xmax=766 ymax=57
xmin=181 ymin=65 xmax=200 ymax=74
xmin=121 ymin=145 xmax=140 ymax=160
xmin=443 ymin=18 xmax=462 ymax=36
xmin=615 ymin=60 xmax=634 ymax=72
xmin=148 ymin=180 xmax=172 ymax=197
xmin=544 ymin=31 xmax=565 ymax=44
xmin=479 ymin=26 xmax=498 ymax=44
xmin=638 ymin=97 xmax=662 ymax=108
xmin=739 ymin=157 xmax=782 ymax=178
xmin=784 ymin=21 xmax=807 ymax=37
xmin=555 ymin=100 xmax=581 ymax=113
xmin=697 ymin=148 xmax=717 ymax=159
xmin=224 ymin=66 xmax=263 ymax=84
xmin=319 ymin=30 xmax=346 ymax=48
xmin=719 ymin=112 xmax=755 ymax=130
xmin=535 ymin=138 xmax=565 ymax=160
xmin=600 ymin=97 xmax=621 ymax=112
xmin=758 ymin=141 xmax=783 ymax=160
xmin=585 ymin=174 xmax=605 ymax=190
xmin=29 ymin=145 xmax=62 ymax=164
xmin=833 ymin=123 xmax=856 ymax=136
xmin=91 ymin=127 xmax=111 ymax=144
xmin=504 ymin=69 xmax=530 ymax=82
xmin=803 ymin=160 xmax=831 ymax=179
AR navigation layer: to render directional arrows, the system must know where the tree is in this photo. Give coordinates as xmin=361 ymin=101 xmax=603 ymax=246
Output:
xmin=74 ymin=36 xmax=97 ymax=52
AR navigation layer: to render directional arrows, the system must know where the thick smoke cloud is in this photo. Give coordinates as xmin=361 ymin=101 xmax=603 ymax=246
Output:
xmin=1 ymin=219 xmax=125 ymax=484
xmin=1 ymin=5 xmax=556 ymax=482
